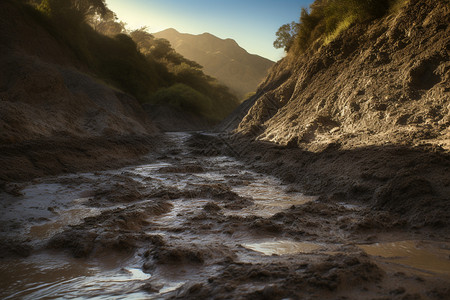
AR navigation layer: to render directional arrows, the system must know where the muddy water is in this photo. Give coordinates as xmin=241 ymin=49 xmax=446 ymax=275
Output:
xmin=0 ymin=132 xmax=319 ymax=299
xmin=1 ymin=132 xmax=449 ymax=299
xmin=0 ymin=252 xmax=151 ymax=299
xmin=242 ymin=240 xmax=323 ymax=256
xmin=358 ymin=240 xmax=450 ymax=277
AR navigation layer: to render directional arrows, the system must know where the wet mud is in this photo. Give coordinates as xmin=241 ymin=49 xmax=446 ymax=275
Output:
xmin=1 ymin=132 xmax=449 ymax=299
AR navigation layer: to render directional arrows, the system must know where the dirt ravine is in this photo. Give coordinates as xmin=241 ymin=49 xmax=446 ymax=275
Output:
xmin=0 ymin=0 xmax=449 ymax=298
xmin=219 ymin=0 xmax=450 ymax=235
xmin=1 ymin=132 xmax=449 ymax=299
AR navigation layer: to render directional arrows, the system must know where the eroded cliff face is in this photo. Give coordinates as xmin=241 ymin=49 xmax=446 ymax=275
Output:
xmin=235 ymin=0 xmax=449 ymax=152
xmin=220 ymin=0 xmax=450 ymax=228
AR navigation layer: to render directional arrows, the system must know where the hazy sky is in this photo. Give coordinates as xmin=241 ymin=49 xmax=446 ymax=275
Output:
xmin=105 ymin=0 xmax=313 ymax=62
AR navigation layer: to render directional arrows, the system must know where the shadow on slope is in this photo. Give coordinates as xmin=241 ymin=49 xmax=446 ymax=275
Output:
xmin=187 ymin=132 xmax=450 ymax=229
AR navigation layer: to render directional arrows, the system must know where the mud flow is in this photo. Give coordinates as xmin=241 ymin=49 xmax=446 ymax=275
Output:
xmin=1 ymin=132 xmax=449 ymax=299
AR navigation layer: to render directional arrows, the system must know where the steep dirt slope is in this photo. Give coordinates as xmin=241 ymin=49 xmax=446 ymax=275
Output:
xmin=238 ymin=0 xmax=449 ymax=150
xmin=154 ymin=28 xmax=274 ymax=99
xmin=0 ymin=2 xmax=158 ymax=143
xmin=223 ymin=0 xmax=450 ymax=227
xmin=0 ymin=1 xmax=159 ymax=181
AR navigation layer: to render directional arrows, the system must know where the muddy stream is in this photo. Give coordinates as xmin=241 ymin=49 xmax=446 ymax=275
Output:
xmin=1 ymin=132 xmax=449 ymax=299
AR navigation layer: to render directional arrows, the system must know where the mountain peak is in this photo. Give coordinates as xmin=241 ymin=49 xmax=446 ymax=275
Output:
xmin=200 ymin=32 xmax=215 ymax=37
xmin=160 ymin=28 xmax=179 ymax=34
xmin=154 ymin=29 xmax=274 ymax=99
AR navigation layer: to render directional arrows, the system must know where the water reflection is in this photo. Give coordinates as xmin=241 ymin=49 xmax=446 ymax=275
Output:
xmin=358 ymin=240 xmax=450 ymax=276
xmin=243 ymin=240 xmax=322 ymax=256
xmin=0 ymin=252 xmax=150 ymax=300
xmin=28 ymin=205 xmax=101 ymax=239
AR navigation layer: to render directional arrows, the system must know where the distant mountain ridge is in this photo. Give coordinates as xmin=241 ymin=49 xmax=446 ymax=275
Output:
xmin=154 ymin=28 xmax=275 ymax=99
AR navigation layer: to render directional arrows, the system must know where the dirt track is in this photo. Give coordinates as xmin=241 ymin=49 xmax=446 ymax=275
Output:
xmin=1 ymin=132 xmax=449 ymax=299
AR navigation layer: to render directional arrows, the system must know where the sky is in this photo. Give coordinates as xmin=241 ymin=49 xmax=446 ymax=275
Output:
xmin=105 ymin=0 xmax=313 ymax=62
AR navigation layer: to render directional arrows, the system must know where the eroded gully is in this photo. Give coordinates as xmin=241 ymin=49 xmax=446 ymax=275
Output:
xmin=1 ymin=132 xmax=449 ymax=299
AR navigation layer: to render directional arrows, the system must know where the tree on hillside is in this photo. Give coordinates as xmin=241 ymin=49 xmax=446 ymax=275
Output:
xmin=38 ymin=0 xmax=108 ymax=24
xmin=129 ymin=28 xmax=155 ymax=55
xmin=282 ymin=0 xmax=396 ymax=54
xmin=89 ymin=9 xmax=126 ymax=36
xmin=273 ymin=21 xmax=299 ymax=52
xmin=130 ymin=29 xmax=202 ymax=69
xmin=26 ymin=0 xmax=239 ymax=121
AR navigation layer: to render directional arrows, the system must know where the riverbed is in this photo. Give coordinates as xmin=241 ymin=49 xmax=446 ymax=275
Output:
xmin=1 ymin=132 xmax=449 ymax=299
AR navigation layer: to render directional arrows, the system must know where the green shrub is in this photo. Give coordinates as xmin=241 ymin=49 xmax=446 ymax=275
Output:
xmin=83 ymin=27 xmax=167 ymax=100
xmin=18 ymin=0 xmax=239 ymax=121
xmin=282 ymin=0 xmax=401 ymax=54
xmin=296 ymin=6 xmax=324 ymax=52
xmin=273 ymin=22 xmax=299 ymax=52
xmin=148 ymin=82 xmax=239 ymax=121
xmin=323 ymin=0 xmax=391 ymax=32
xmin=149 ymin=84 xmax=213 ymax=117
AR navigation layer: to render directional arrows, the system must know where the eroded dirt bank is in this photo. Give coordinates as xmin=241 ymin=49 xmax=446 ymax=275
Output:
xmin=0 ymin=135 xmax=165 ymax=183
xmin=203 ymin=132 xmax=450 ymax=230
xmin=226 ymin=0 xmax=450 ymax=151
xmin=1 ymin=132 xmax=449 ymax=299
xmin=215 ymin=0 xmax=450 ymax=260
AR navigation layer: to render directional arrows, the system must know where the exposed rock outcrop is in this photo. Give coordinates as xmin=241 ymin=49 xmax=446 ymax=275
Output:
xmin=235 ymin=0 xmax=449 ymax=151
xmin=223 ymin=0 xmax=450 ymax=227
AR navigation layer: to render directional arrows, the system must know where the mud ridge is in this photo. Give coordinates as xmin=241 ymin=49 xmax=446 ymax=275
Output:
xmin=0 ymin=135 xmax=165 ymax=183
xmin=194 ymin=133 xmax=450 ymax=230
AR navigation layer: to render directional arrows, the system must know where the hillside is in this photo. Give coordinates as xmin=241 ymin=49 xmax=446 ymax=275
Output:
xmin=222 ymin=0 xmax=450 ymax=226
xmin=0 ymin=1 xmax=160 ymax=142
xmin=0 ymin=0 xmax=243 ymax=180
xmin=0 ymin=1 xmax=162 ymax=180
xmin=154 ymin=28 xmax=275 ymax=99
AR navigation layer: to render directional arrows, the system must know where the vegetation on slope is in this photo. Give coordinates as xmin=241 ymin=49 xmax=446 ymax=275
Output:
xmin=274 ymin=0 xmax=405 ymax=53
xmin=130 ymin=29 xmax=239 ymax=120
xmin=154 ymin=28 xmax=275 ymax=100
xmin=15 ymin=0 xmax=239 ymax=122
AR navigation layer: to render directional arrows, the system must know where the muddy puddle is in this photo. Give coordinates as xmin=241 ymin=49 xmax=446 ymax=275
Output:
xmin=230 ymin=181 xmax=317 ymax=217
xmin=29 ymin=203 xmax=101 ymax=239
xmin=0 ymin=252 xmax=151 ymax=299
xmin=242 ymin=240 xmax=323 ymax=256
xmin=358 ymin=240 xmax=450 ymax=277
xmin=1 ymin=132 xmax=449 ymax=299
